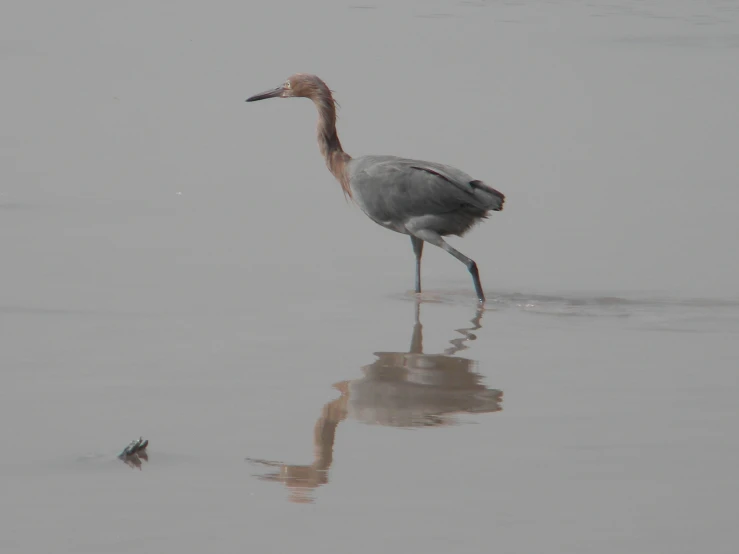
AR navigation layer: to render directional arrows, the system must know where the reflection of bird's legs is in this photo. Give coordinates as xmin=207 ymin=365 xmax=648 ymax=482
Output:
xmin=444 ymin=305 xmax=484 ymax=356
xmin=411 ymin=296 xmax=483 ymax=356
xmin=410 ymin=299 xmax=424 ymax=354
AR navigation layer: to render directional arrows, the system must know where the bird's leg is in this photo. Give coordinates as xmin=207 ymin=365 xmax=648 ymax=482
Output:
xmin=446 ymin=246 xmax=485 ymax=303
xmin=410 ymin=230 xmax=486 ymax=303
xmin=411 ymin=236 xmax=424 ymax=293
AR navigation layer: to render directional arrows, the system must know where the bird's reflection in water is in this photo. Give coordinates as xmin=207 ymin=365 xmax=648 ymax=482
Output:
xmin=246 ymin=300 xmax=503 ymax=503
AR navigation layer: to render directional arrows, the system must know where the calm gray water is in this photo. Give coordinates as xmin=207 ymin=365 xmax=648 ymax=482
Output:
xmin=2 ymin=1 xmax=739 ymax=552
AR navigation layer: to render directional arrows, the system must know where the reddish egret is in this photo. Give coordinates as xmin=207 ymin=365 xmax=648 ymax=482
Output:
xmin=246 ymin=74 xmax=505 ymax=303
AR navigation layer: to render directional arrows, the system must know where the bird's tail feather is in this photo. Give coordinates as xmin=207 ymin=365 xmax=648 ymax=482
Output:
xmin=470 ymin=180 xmax=505 ymax=211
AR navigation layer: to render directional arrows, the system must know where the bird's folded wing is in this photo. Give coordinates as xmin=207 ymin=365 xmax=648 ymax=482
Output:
xmin=349 ymin=156 xmax=502 ymax=218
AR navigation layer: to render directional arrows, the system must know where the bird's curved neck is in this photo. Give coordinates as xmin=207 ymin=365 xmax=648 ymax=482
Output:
xmin=312 ymin=95 xmax=352 ymax=198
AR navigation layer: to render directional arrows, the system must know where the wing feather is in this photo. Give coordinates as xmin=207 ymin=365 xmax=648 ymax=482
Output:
xmin=348 ymin=155 xmax=504 ymax=223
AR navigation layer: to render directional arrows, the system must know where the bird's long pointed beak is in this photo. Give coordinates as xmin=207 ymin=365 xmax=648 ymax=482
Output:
xmin=245 ymin=86 xmax=284 ymax=102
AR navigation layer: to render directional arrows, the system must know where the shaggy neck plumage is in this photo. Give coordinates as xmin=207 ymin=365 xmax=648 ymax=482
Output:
xmin=311 ymin=93 xmax=352 ymax=198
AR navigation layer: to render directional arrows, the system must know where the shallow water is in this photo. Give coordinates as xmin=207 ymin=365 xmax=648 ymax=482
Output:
xmin=2 ymin=0 xmax=739 ymax=553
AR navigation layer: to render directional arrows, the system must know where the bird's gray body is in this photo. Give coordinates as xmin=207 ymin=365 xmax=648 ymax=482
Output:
xmin=347 ymin=155 xmax=505 ymax=237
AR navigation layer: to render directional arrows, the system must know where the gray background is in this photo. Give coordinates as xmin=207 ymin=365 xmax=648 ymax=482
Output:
xmin=2 ymin=1 xmax=738 ymax=553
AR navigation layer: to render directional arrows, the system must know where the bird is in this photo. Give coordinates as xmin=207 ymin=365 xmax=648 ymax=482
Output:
xmin=245 ymin=74 xmax=505 ymax=303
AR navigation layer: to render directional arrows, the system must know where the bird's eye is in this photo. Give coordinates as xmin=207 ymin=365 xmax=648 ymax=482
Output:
xmin=284 ymin=81 xmax=291 ymax=89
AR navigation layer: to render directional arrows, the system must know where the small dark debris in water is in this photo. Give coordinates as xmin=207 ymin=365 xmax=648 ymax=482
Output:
xmin=118 ymin=437 xmax=149 ymax=469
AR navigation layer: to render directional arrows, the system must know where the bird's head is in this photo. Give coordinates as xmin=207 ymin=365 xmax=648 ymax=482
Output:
xmin=246 ymin=73 xmax=332 ymax=102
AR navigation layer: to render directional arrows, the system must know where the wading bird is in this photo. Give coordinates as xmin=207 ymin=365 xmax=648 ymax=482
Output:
xmin=246 ymin=74 xmax=505 ymax=303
